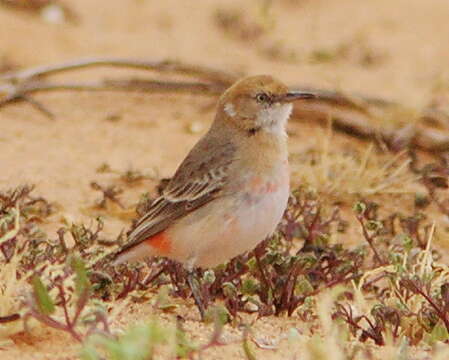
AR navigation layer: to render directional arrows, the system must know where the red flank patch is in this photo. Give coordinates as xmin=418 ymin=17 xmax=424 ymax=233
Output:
xmin=145 ymin=231 xmax=171 ymax=255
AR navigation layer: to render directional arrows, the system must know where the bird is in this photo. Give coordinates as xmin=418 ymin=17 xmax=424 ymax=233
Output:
xmin=113 ymin=75 xmax=315 ymax=318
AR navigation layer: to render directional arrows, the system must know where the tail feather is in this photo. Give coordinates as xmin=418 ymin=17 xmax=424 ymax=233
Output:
xmin=112 ymin=241 xmax=155 ymax=266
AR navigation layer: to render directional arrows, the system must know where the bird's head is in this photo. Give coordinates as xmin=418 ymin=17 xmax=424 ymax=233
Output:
xmin=217 ymin=75 xmax=314 ymax=136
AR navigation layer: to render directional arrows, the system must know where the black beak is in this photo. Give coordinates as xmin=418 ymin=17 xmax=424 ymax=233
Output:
xmin=281 ymin=91 xmax=316 ymax=102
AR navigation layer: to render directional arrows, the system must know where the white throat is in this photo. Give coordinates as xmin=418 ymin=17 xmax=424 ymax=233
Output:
xmin=256 ymin=102 xmax=292 ymax=136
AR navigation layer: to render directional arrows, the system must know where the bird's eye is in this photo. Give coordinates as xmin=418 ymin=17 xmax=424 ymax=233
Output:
xmin=255 ymin=92 xmax=270 ymax=103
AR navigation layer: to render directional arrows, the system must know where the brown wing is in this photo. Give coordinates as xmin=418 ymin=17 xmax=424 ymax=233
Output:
xmin=114 ymin=137 xmax=236 ymax=257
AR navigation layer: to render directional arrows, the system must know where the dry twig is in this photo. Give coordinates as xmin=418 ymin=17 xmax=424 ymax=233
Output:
xmin=1 ymin=57 xmax=448 ymax=152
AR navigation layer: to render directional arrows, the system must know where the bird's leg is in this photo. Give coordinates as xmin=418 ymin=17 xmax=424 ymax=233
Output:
xmin=185 ymin=258 xmax=206 ymax=320
xmin=187 ymin=270 xmax=206 ymax=320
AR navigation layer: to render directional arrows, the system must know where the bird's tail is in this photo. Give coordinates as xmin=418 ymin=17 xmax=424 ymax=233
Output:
xmin=112 ymin=242 xmax=146 ymax=266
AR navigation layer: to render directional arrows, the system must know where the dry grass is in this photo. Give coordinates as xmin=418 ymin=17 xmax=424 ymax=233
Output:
xmin=291 ymin=126 xmax=419 ymax=198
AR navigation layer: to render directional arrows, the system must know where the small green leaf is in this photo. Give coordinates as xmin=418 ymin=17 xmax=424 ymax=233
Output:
xmin=176 ymin=327 xmax=197 ymax=358
xmin=401 ymin=235 xmax=414 ymax=252
xmin=315 ymin=234 xmax=330 ymax=247
xmin=32 ymin=275 xmax=55 ymax=315
xmin=295 ymin=276 xmax=313 ymax=295
xmin=366 ymin=220 xmax=382 ymax=232
xmin=243 ymin=334 xmax=257 ymax=360
xmin=246 ymin=258 xmax=257 ymax=272
xmin=299 ymin=255 xmax=317 ymax=269
xmin=204 ymin=305 xmax=230 ymax=326
xmin=203 ymin=270 xmax=216 ymax=285
xmin=353 ymin=202 xmax=366 ymax=215
xmin=430 ymin=323 xmax=449 ymax=342
xmin=222 ymin=282 xmax=238 ymax=298
xmin=70 ymin=255 xmax=90 ymax=297
xmin=241 ymin=278 xmax=260 ymax=295
xmin=152 ymin=286 xmax=178 ymax=312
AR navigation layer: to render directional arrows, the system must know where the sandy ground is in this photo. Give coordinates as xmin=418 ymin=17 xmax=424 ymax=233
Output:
xmin=1 ymin=0 xmax=449 ymax=358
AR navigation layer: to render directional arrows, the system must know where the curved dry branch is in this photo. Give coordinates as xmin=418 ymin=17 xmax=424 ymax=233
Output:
xmin=0 ymin=57 xmax=238 ymax=84
xmin=0 ymin=78 xmax=226 ymax=101
xmin=0 ymin=78 xmax=227 ymax=118
xmin=1 ymin=57 xmax=448 ymax=153
xmin=293 ymin=101 xmax=449 ymax=152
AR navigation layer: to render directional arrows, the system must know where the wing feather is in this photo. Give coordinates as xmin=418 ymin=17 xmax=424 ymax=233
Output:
xmin=114 ymin=137 xmax=235 ymax=258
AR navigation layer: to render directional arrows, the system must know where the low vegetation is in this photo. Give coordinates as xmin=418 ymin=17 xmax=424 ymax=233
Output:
xmin=1 ymin=150 xmax=449 ymax=359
